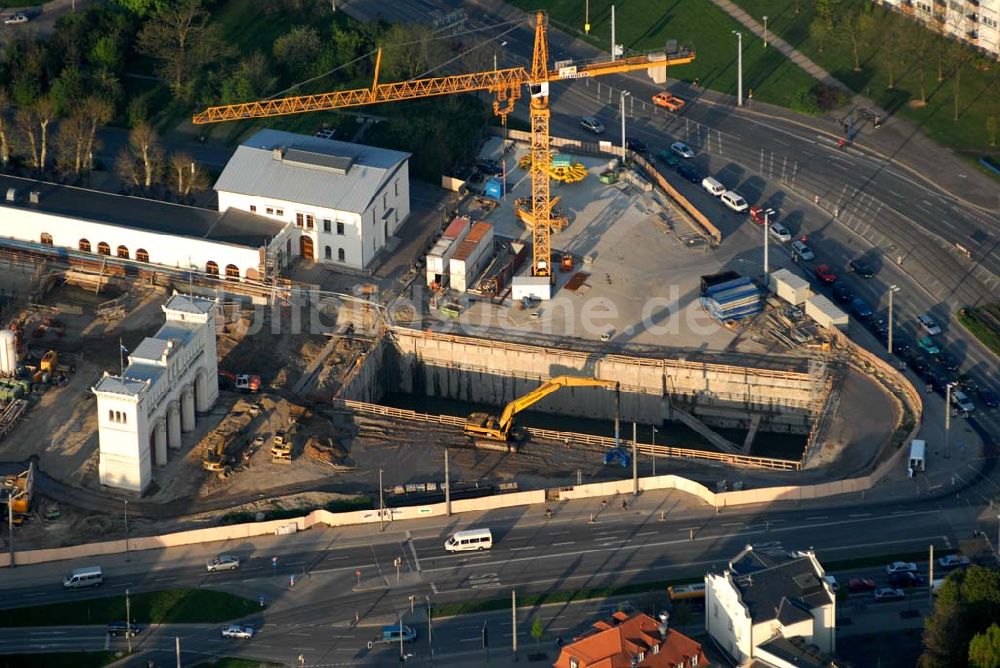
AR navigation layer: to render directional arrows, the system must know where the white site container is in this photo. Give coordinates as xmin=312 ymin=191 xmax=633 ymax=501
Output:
xmin=804 ymin=294 xmax=848 ymax=330
xmin=0 ymin=330 xmax=16 ymax=375
xmin=769 ymin=268 xmax=812 ymax=305
xmin=511 ymin=276 xmax=552 ymax=301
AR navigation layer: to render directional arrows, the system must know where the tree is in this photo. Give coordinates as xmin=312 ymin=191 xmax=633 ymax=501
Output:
xmin=273 ymin=26 xmax=322 ymax=76
xmin=0 ymin=89 xmax=11 ymax=169
xmin=922 ymin=566 xmax=1000 ymax=667
xmin=34 ymin=97 xmax=57 ymax=174
xmin=530 ymin=616 xmax=544 ymax=647
xmin=379 ymin=22 xmax=447 ymax=81
xmin=115 ymin=148 xmax=142 ymax=189
xmin=137 ymin=0 xmax=226 ymax=100
xmin=15 ymin=108 xmax=39 ymax=171
xmin=220 ymin=53 xmax=277 ymax=105
xmin=970 ymin=623 xmax=1000 ymax=668
xmin=90 ymin=34 xmax=124 ymax=86
xmin=81 ymin=97 xmax=113 ymax=173
xmin=169 ymin=152 xmax=210 ymax=197
xmin=988 ymin=116 xmax=998 ymax=148
xmin=50 ymin=65 xmax=85 ymax=117
xmin=54 ymin=113 xmax=88 ymax=176
xmin=809 ymin=18 xmax=833 ymax=55
xmin=131 ymin=122 xmax=163 ymax=189
xmin=330 ymin=25 xmax=365 ymax=78
xmin=880 ymin=15 xmax=907 ymax=89
xmin=114 ymin=0 xmax=169 ymax=16
xmin=946 ymin=41 xmax=975 ymax=121
xmin=906 ymin=22 xmax=934 ymax=104
xmin=814 ymin=0 xmax=839 ymax=28
xmin=837 ymin=6 xmax=874 ymax=72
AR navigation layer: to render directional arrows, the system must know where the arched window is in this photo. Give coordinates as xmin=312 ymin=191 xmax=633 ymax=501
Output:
xmin=97 ymin=242 xmax=111 ymax=255
xmin=325 ymin=246 xmax=332 ymax=260
xmin=337 ymin=248 xmax=345 ymax=262
xmin=122 ymin=413 xmax=127 ymax=424
xmin=225 ymin=264 xmax=240 ymax=279
xmin=79 ymin=239 xmax=91 ymax=252
xmin=136 ymin=249 xmax=149 ymax=262
xmin=205 ymin=261 xmax=219 ymax=276
xmin=116 ymin=245 xmax=129 ymax=259
xmin=40 ymin=233 xmax=53 ymax=246
xmin=108 ymin=409 xmax=114 ymax=421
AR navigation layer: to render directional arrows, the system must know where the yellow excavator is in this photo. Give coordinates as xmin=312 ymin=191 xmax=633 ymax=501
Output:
xmin=464 ymin=376 xmax=620 ymax=442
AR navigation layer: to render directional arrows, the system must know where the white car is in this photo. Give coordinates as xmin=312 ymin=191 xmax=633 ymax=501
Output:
xmin=768 ymin=222 xmax=792 ymax=243
xmin=886 ymin=561 xmax=917 ymax=574
xmin=580 ymin=116 xmax=605 ymax=134
xmin=720 ymin=190 xmax=748 ymax=213
xmin=938 ymin=554 xmax=970 ymax=569
xmin=3 ymin=13 xmax=28 ymax=25
xmin=823 ymin=575 xmax=839 ymax=592
xmin=790 ymin=240 xmax=815 ymax=261
xmin=670 ymin=141 xmax=695 ymax=159
xmin=221 ymin=624 xmax=254 ymax=639
xmin=206 ymin=554 xmax=240 ymax=572
xmin=918 ymin=314 xmax=942 ymax=335
xmin=874 ymin=587 xmax=905 ymax=601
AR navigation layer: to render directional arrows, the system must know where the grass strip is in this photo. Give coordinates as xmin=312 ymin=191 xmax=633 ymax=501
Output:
xmin=0 ymin=589 xmax=258 ymax=628
xmin=958 ymin=308 xmax=1000 ymax=358
xmin=0 ymin=651 xmax=117 ymax=668
xmin=194 ymin=659 xmax=283 ymax=668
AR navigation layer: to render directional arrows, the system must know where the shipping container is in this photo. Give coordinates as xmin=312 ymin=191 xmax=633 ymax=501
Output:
xmin=443 ymin=216 xmax=471 ymax=240
xmin=804 ymin=294 xmax=848 ymax=329
xmin=449 ymin=223 xmax=495 ymax=291
xmin=769 ymin=268 xmax=812 ymax=305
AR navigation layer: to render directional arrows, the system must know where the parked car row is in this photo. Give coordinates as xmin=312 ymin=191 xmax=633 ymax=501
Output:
xmin=869 ymin=556 xmax=970 ymax=601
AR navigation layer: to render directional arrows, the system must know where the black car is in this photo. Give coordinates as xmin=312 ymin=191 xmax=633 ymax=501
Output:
xmin=870 ymin=317 xmax=889 ymax=339
xmin=107 ymin=622 xmax=142 ymax=638
xmin=936 ymin=352 xmax=960 ymax=372
xmin=888 ymin=571 xmax=926 ymax=588
xmin=927 ymin=373 xmax=947 ymax=395
xmin=850 ymin=259 xmax=876 ymax=278
xmin=977 ymin=388 xmax=999 ymax=408
xmin=677 ymin=163 xmax=701 ymax=183
xmin=475 ymin=159 xmax=503 ymax=176
xmin=625 ymin=137 xmax=648 ymax=153
xmin=892 ymin=339 xmax=911 ymax=354
xmin=832 ymin=284 xmax=853 ymax=304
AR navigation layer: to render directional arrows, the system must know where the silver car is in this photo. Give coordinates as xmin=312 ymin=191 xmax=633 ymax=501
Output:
xmin=221 ymin=624 xmax=254 ymax=639
xmin=790 ymin=240 xmax=815 ymax=261
xmin=580 ymin=116 xmax=605 ymax=134
xmin=670 ymin=141 xmax=695 ymax=158
xmin=768 ymin=222 xmax=792 ymax=243
xmin=918 ymin=314 xmax=942 ymax=335
xmin=206 ymin=554 xmax=240 ymax=572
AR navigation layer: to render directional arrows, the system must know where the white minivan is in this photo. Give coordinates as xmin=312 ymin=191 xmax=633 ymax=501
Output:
xmin=444 ymin=528 xmax=493 ymax=552
xmin=701 ymin=176 xmax=726 ymax=196
xmin=64 ymin=566 xmax=103 ymax=589
xmin=720 ymin=190 xmax=749 ymax=212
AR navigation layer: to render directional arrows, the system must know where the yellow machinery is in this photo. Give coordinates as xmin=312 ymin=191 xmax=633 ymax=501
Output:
xmin=192 ymin=12 xmax=694 ymax=284
xmin=1 ymin=464 xmax=32 ymax=516
xmin=465 ymin=375 xmax=620 ymax=442
xmin=518 ymin=153 xmax=588 ymax=183
xmin=513 ymin=195 xmax=568 ymax=231
xmin=202 ymin=435 xmax=235 ymax=472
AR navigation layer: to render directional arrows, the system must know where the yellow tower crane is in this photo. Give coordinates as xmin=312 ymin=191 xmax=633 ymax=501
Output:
xmin=193 ymin=12 xmax=694 ymax=286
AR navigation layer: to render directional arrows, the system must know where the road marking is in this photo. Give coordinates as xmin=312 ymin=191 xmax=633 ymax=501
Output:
xmin=721 ymin=522 xmax=744 ymax=526
xmin=636 ymin=531 xmax=657 ymax=536
xmin=459 ymin=637 xmax=479 ymax=643
xmin=849 ymin=514 xmax=871 ymax=518
xmin=510 ymin=547 xmax=536 ymax=551
xmin=407 ymin=533 xmax=422 ymax=573
xmin=289 ymin=632 xmax=311 ymax=637
xmin=553 ymin=541 xmax=575 ymax=546
xmin=805 ymin=516 xmax=828 ymax=520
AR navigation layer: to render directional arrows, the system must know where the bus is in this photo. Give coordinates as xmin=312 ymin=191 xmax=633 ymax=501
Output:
xmin=667 ymin=583 xmax=705 ymax=602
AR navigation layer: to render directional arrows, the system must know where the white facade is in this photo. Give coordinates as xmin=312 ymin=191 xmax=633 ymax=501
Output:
xmin=214 ymin=130 xmax=411 ymax=271
xmin=92 ymin=294 xmax=219 ymax=493
xmin=705 ymin=547 xmax=836 ymax=665
xmin=877 ymin=0 xmax=1000 ymax=58
xmin=0 ymin=175 xmax=293 ymax=281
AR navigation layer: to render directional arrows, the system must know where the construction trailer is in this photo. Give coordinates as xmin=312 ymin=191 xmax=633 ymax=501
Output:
xmin=769 ymin=268 xmax=812 ymax=305
xmin=425 ymin=216 xmax=472 ymax=288
xmin=449 ymin=222 xmax=494 ymax=292
xmin=804 ymin=294 xmax=849 ymax=330
xmin=699 ymin=272 xmax=762 ymax=323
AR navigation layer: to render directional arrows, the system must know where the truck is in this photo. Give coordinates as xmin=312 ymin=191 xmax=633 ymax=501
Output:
xmin=909 ymin=439 xmax=926 ymax=474
xmin=219 ymin=371 xmax=261 ymax=393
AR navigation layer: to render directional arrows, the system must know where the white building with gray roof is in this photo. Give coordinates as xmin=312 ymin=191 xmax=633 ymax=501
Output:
xmin=91 ymin=293 xmax=219 ymax=493
xmin=213 ymin=129 xmax=411 ymax=270
xmin=705 ymin=544 xmax=837 ymax=665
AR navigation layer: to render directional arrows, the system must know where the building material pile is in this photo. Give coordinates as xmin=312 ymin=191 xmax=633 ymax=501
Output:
xmin=699 ymin=272 xmax=762 ymax=323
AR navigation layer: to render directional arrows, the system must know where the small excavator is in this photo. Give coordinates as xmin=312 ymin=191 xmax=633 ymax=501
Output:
xmin=464 ymin=376 xmax=621 ymax=442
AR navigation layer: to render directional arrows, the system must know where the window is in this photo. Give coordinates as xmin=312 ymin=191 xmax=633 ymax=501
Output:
xmin=394 ymin=179 xmax=398 ymax=197
xmin=108 ymin=410 xmax=113 ymax=421
xmin=276 ymin=209 xmax=284 ymax=216
xmin=266 ymin=207 xmax=274 ymax=215
xmin=383 ymin=193 xmax=388 ymax=209
xmin=337 ymin=248 xmax=345 ymax=262
xmin=570 ymin=659 xmax=579 ymax=668
xmin=97 ymin=242 xmax=111 ymax=255
xmin=40 ymin=233 xmax=53 ymax=246
xmin=984 ymin=15 xmax=998 ymax=27
xmin=79 ymin=239 xmax=91 ymax=252
xmin=337 ymin=221 xmax=345 ymax=235
xmin=116 ymin=245 xmax=129 ymax=259
xmin=296 ymin=213 xmax=304 ymax=227
xmin=325 ymin=246 xmax=332 ymax=260
xmin=225 ymin=264 xmax=240 ymax=279
xmin=691 ymin=656 xmax=699 ymax=666
xmin=306 ymin=214 xmax=315 ymax=229
xmin=205 ymin=261 xmax=219 ymax=276
xmin=323 ymin=219 xmax=331 ymax=233
xmin=136 ymin=249 xmax=149 ymax=262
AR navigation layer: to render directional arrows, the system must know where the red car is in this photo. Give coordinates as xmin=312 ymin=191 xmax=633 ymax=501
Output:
xmin=848 ymin=577 xmax=876 ymax=592
xmin=814 ymin=265 xmax=837 ymax=284
xmin=749 ymin=206 xmax=774 ymax=225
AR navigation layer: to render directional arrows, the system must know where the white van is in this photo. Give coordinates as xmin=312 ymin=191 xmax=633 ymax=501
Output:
xmin=720 ymin=190 xmax=749 ymax=212
xmin=64 ymin=566 xmax=103 ymax=589
xmin=444 ymin=528 xmax=493 ymax=552
xmin=701 ymin=176 xmax=726 ymax=197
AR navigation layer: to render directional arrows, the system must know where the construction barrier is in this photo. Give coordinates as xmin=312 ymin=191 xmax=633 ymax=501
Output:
xmin=632 ymin=153 xmax=722 ymax=246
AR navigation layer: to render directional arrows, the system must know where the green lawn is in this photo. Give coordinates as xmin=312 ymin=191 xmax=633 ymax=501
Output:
xmin=730 ymin=0 xmax=1000 ymax=154
xmin=0 ymin=589 xmax=259 ymax=628
xmin=0 ymin=652 xmax=117 ymax=668
xmin=958 ymin=306 xmax=1000 ymax=357
xmin=194 ymin=659 xmax=282 ymax=668
xmin=507 ymin=0 xmax=819 ymax=107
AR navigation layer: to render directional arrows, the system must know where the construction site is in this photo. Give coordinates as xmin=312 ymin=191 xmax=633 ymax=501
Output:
xmin=0 ymin=12 xmax=920 ymax=552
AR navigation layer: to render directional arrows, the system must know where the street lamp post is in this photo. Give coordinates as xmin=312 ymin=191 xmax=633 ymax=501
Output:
xmin=888 ymin=285 xmax=899 ymax=355
xmin=733 ymin=31 xmax=743 ymax=107
xmin=763 ymin=209 xmax=774 ymax=277
xmin=378 ymin=468 xmax=385 ymax=532
xmin=585 ymin=0 xmax=590 ymax=34
xmin=427 ymin=595 xmax=434 ymax=664
xmin=945 ymin=382 xmax=956 ymax=459
xmin=620 ymin=90 xmax=629 ymax=161
xmin=763 ymin=16 xmax=768 ymax=48
xmin=123 ymin=499 xmax=129 ymax=561
xmin=651 ymin=426 xmax=657 ymax=476
xmin=125 ymin=588 xmax=132 ymax=654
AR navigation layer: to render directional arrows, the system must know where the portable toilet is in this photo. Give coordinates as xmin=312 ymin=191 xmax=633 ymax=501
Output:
xmin=484 ymin=177 xmax=504 ymax=200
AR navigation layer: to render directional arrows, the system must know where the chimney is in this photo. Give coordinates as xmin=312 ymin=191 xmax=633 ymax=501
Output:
xmin=658 ymin=611 xmax=669 ymax=637
xmin=272 ymin=148 xmax=283 ymax=161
